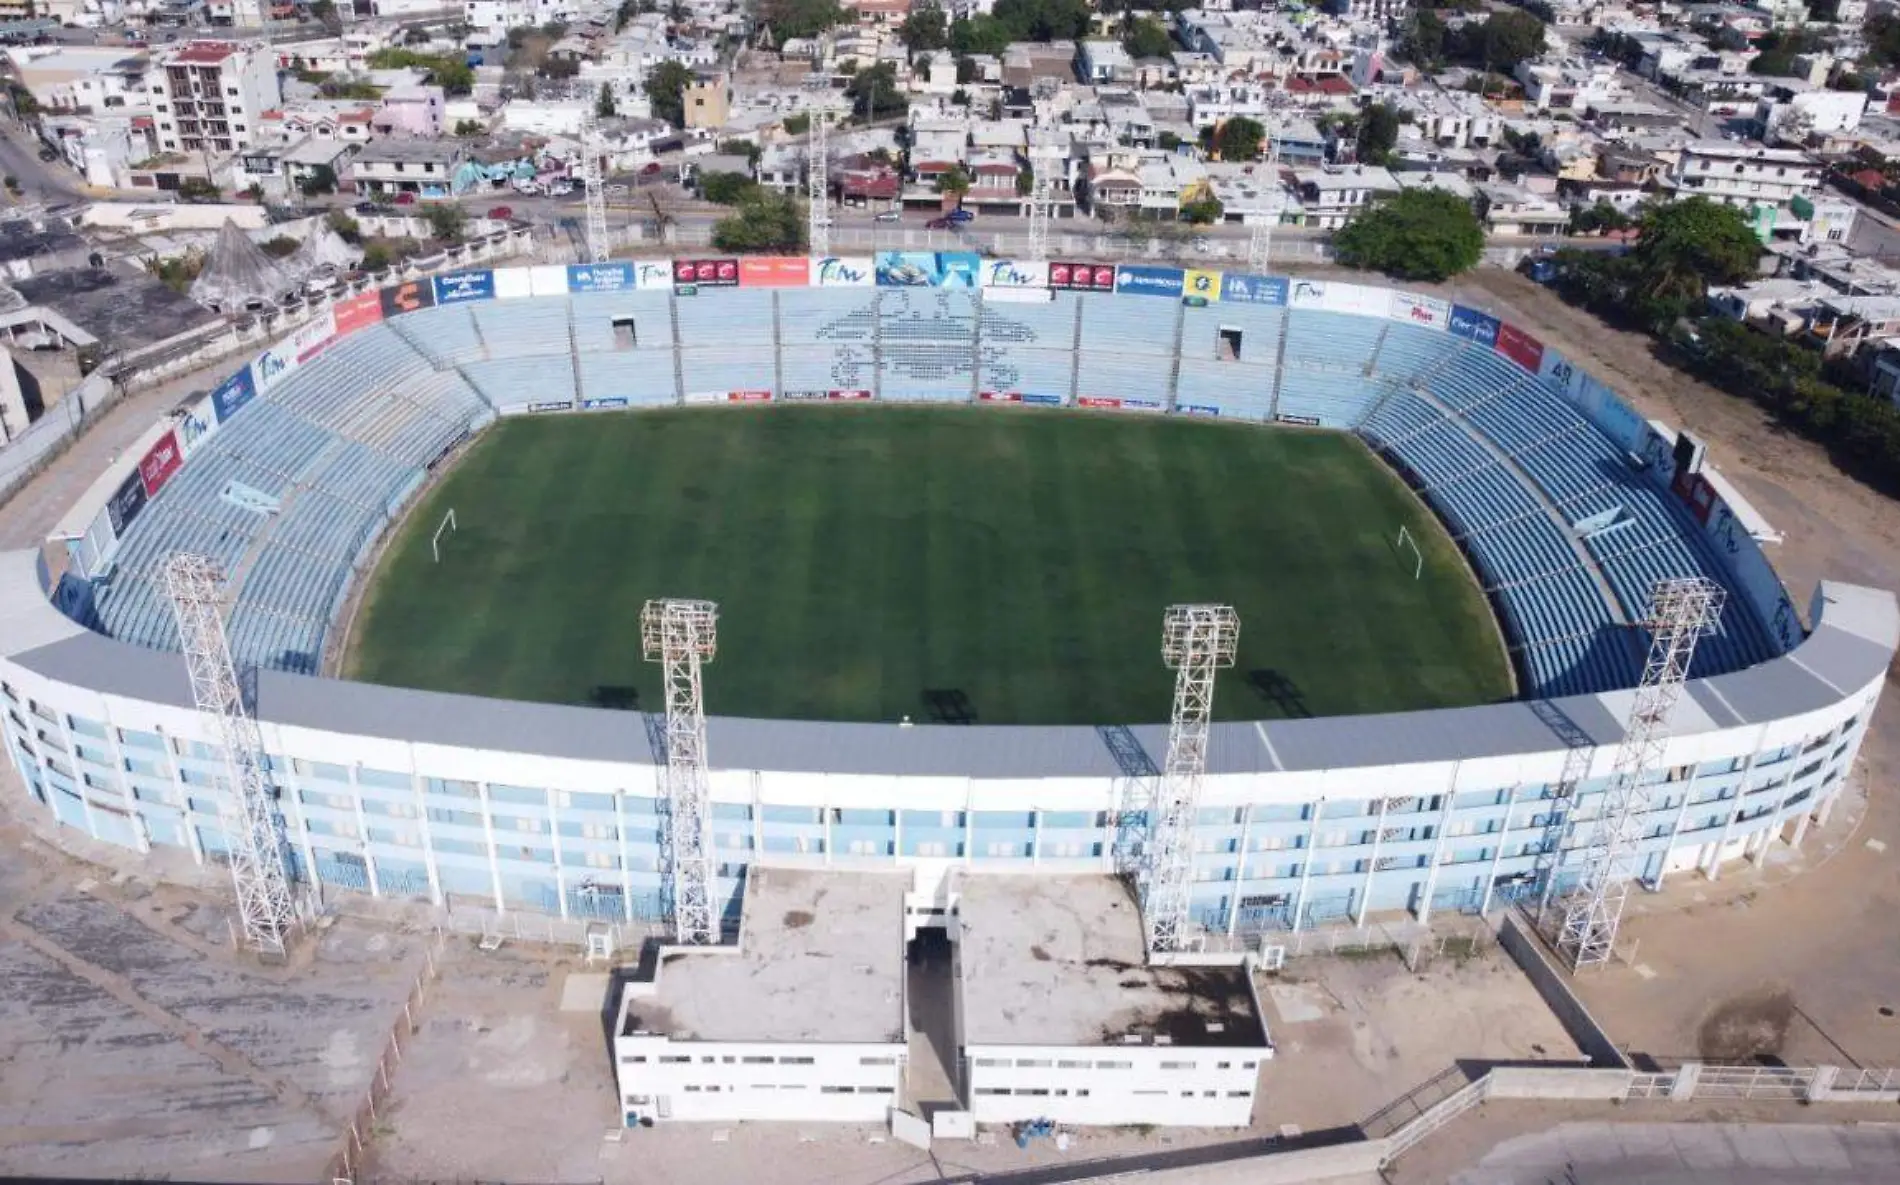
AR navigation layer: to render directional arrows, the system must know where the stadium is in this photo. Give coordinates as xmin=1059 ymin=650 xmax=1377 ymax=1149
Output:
xmin=1 ymin=252 xmax=1893 ymax=945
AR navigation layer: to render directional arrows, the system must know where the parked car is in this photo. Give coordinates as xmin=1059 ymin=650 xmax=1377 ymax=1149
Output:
xmin=487 ymin=205 xmax=514 ymax=220
xmin=36 ymin=146 xmax=57 ymax=162
xmin=947 ymin=208 xmax=975 ymax=224
xmin=874 ymin=210 xmax=901 ymax=222
xmin=393 ymin=191 xmax=416 ymax=205
xmin=353 ymin=200 xmax=392 ymax=215
xmin=641 ymin=162 xmax=662 ymax=176
xmin=926 ymin=216 xmax=957 ymax=230
xmin=605 ymin=183 xmax=629 ymax=196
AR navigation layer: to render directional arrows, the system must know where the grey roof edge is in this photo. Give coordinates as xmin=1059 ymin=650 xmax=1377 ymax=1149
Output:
xmin=6 ymin=552 xmax=1895 ymax=779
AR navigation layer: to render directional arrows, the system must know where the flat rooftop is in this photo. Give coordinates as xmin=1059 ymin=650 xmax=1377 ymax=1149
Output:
xmin=956 ymin=874 xmax=1268 ymax=1049
xmin=15 ymin=263 xmax=218 ymax=352
xmin=621 ymin=868 xmax=906 ymax=1044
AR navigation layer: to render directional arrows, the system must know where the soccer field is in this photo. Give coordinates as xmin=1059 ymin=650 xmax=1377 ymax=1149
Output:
xmin=345 ymin=406 xmax=1514 ymax=725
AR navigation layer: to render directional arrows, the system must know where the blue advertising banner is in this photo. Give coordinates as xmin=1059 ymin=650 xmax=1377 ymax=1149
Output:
xmin=875 ymin=251 xmax=980 ymax=288
xmin=1219 ymin=273 xmax=1289 ymax=306
xmin=1447 ymin=304 xmax=1501 ymax=347
xmin=433 ymin=269 xmax=495 ymax=305
xmin=1179 ymin=404 xmax=1221 ymax=416
xmin=210 ymin=366 xmax=257 ymax=423
xmin=566 ymin=262 xmax=636 ymax=293
xmin=1022 ymin=393 xmax=1065 ymax=406
xmin=583 ymin=397 xmax=630 ymax=409
xmin=1115 ymin=265 xmax=1185 ymax=299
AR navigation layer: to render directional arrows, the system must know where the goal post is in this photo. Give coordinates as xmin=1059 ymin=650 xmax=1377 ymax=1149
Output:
xmin=431 ymin=508 xmax=457 ymax=564
xmin=1395 ymin=524 xmax=1423 ymax=581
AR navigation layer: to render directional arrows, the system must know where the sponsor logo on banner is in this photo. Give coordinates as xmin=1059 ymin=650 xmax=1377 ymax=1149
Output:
xmin=138 ymin=430 xmax=183 ymax=497
xmin=813 ymin=256 xmax=874 ymax=286
xmin=380 ymin=278 xmax=435 ymax=317
xmin=1078 ymin=395 xmax=1123 ymax=409
xmin=827 ymin=389 xmax=872 ymax=400
xmin=219 ymin=480 xmax=281 ymax=516
xmin=979 ymin=390 xmax=1024 ymax=402
xmin=211 ymin=367 xmax=257 ymax=422
xmin=739 ymin=257 xmax=810 ymax=287
xmin=1114 ymin=265 xmax=1184 ymax=298
xmin=173 ymin=397 xmax=220 ymax=458
xmin=1219 ymin=273 xmax=1289 ymax=305
xmin=1446 ymin=304 xmax=1500 ymax=347
xmin=434 ymin=269 xmax=496 ymax=304
xmin=291 ymin=309 xmax=336 ymax=361
xmin=674 ymin=259 xmax=739 ymax=288
xmin=567 ymin=262 xmax=635 ymax=292
xmin=1182 ymin=269 xmax=1221 ymax=304
xmin=333 ymin=290 xmax=384 ymax=336
xmin=1494 ymin=322 xmax=1545 ymax=372
xmin=1388 ymin=291 xmax=1449 ymax=329
xmin=1049 ymin=262 xmax=1116 ymax=291
xmin=251 ymin=345 xmax=295 ymax=394
xmin=634 ymin=261 xmax=675 ymax=290
xmin=583 ymin=397 xmax=630 ymax=410
xmin=728 ymin=390 xmax=772 ymax=402
xmin=1022 ymin=393 xmax=1064 ymax=406
xmin=876 ymin=251 xmax=980 ymax=288
xmin=528 ymin=400 xmax=573 ymax=413
xmin=1277 ymin=413 xmax=1322 ymax=426
xmin=780 ymin=389 xmax=827 ymax=401
xmin=984 ymin=259 xmax=1049 ymax=288
xmin=106 ymin=471 xmax=147 ymax=535
xmin=684 ymin=391 xmax=725 ymax=404
xmin=1123 ymin=397 xmax=1163 ymax=410
xmin=1289 ymin=279 xmax=1327 ymax=307
xmin=1179 ymin=404 xmax=1220 ymax=416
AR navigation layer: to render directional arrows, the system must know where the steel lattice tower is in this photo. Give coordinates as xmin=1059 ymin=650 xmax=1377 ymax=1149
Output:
xmin=807 ymin=107 xmax=830 ymax=258
xmin=1143 ymin=604 xmax=1239 ymax=956
xmin=581 ymin=113 xmax=609 ymax=264
xmin=1556 ymin=577 xmax=1724 ymax=971
xmin=1025 ymin=145 xmax=1052 ymax=263
xmin=642 ymin=599 xmax=720 ymax=945
xmin=1246 ymin=126 xmax=1282 ymax=271
xmin=161 ymin=553 xmax=296 ymax=958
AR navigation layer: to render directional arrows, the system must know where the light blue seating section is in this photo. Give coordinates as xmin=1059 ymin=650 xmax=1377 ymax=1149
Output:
xmin=463 ymin=356 xmax=578 ymax=405
xmin=1283 ymin=310 xmax=1382 ymax=371
xmin=778 ymin=289 xmax=877 ymax=343
xmin=1181 ymin=302 xmax=1286 ymax=366
xmin=471 ymin=297 xmax=570 ymax=358
xmin=1174 ymin=358 xmax=1275 ymax=420
xmin=578 ymin=354 xmax=681 ymax=406
xmin=781 ymin=343 xmax=872 ymax=395
xmin=1075 ymin=351 xmax=1166 ymax=406
xmin=978 ymin=346 xmax=1073 ymax=401
xmin=390 ymin=303 xmax=484 ymax=363
xmin=1373 ymin=322 xmax=1467 ymax=382
xmin=569 ymin=290 xmax=674 ymax=352
xmin=678 ymin=289 xmax=776 ymax=346
xmin=1078 ymin=297 xmax=1176 ymax=356
xmin=878 ymin=290 xmax=976 ymax=403
xmin=681 ymin=348 xmax=773 ymax=398
xmin=1277 ymin=370 xmax=1388 ymax=428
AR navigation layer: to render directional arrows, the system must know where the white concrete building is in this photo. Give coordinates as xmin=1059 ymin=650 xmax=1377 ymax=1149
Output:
xmin=1293 ymin=164 xmax=1399 ymax=230
xmin=1756 ymin=84 xmax=1868 ymax=145
xmin=612 ymin=869 xmax=907 ymax=1124
xmin=1663 ymin=141 xmax=1820 ymax=217
xmin=5 ymin=46 xmax=153 ymax=116
xmin=151 ymin=39 xmax=282 ymax=155
xmin=959 ymin=875 xmax=1271 ymax=1128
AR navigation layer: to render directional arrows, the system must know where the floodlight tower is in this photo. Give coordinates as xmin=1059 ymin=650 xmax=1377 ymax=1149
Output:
xmin=807 ymin=106 xmax=831 ymax=258
xmin=161 ymin=553 xmax=296 ymax=959
xmin=1025 ymin=140 xmax=1053 ymax=263
xmin=581 ymin=112 xmax=610 ymax=264
xmin=1246 ymin=124 xmax=1283 ymax=272
xmin=1556 ymin=577 xmax=1724 ymax=971
xmin=642 ymin=598 xmax=720 ymax=946
xmin=1142 ymin=604 xmax=1240 ymax=956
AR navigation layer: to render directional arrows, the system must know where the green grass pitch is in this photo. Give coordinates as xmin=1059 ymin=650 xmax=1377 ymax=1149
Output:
xmin=345 ymin=406 xmax=1515 ymax=725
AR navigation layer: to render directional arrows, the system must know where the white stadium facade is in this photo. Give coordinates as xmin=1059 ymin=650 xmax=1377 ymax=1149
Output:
xmin=1 ymin=253 xmax=1894 ymax=1126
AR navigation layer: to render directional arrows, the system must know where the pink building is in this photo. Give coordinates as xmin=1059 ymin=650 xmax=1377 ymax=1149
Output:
xmin=373 ymin=84 xmax=445 ymax=138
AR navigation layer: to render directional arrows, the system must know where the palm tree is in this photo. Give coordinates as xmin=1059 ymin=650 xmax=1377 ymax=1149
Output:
xmin=937 ymin=164 xmax=971 ymax=206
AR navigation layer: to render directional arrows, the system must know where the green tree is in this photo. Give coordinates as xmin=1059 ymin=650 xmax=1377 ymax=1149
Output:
xmin=992 ymin=0 xmax=1090 ymax=41
xmin=177 ymin=177 xmax=220 ymax=202
xmin=846 ymin=62 xmax=907 ymax=121
xmin=327 ymin=209 xmax=362 ymax=244
xmin=1122 ymin=16 xmax=1173 ymax=59
xmin=361 ymin=243 xmax=393 ymax=271
xmin=298 ymin=164 xmax=338 ymax=196
xmin=1625 ymin=197 xmax=1762 ymax=323
xmin=1016 ymin=162 xmax=1032 ymax=196
xmin=596 ymin=83 xmax=618 ymax=118
xmin=710 ymin=191 xmax=805 ymax=252
xmin=937 ymin=163 xmax=972 ymax=200
xmin=1215 ymin=116 xmax=1265 ymax=161
xmin=1747 ymin=28 xmax=1820 ymax=77
xmin=1871 ymin=13 xmax=1900 ymax=66
xmin=900 ymin=2 xmax=949 ymax=53
xmin=1399 ymin=10 xmax=1447 ymax=66
xmin=647 ymin=60 xmax=693 ymax=127
xmin=260 ymin=235 xmax=300 ymax=258
xmin=1469 ymin=10 xmax=1544 ymax=72
xmin=1356 ymin=103 xmax=1401 ymax=165
xmin=756 ymin=0 xmax=846 ymax=40
xmin=1332 ymin=188 xmax=1484 ymax=283
xmin=784 ymin=112 xmax=811 ymax=134
xmin=454 ymin=118 xmax=486 ymax=136
xmin=1568 ymin=200 xmax=1633 ymax=236
xmin=700 ymin=171 xmax=757 ymax=203
xmin=949 ymin=15 xmax=1011 ymax=56
xmin=365 ymin=49 xmax=474 ymax=95
xmin=1181 ymin=195 xmax=1223 ymax=224
xmin=424 ymin=203 xmax=467 ymax=242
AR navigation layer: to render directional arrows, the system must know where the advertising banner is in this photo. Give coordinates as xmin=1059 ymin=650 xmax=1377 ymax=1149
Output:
xmin=983 ymin=259 xmax=1049 ymax=289
xmin=379 ymin=278 xmax=435 ymax=318
xmin=1388 ymin=291 xmax=1449 ymax=331
xmin=1122 ymin=397 xmax=1163 ymax=411
xmin=684 ymin=391 xmax=725 ymax=404
xmin=1078 ymin=396 xmax=1124 ymax=409
xmin=728 ymin=390 xmax=772 ymax=402
xmin=173 ymin=395 xmax=221 ymax=460
xmin=634 ymin=260 xmax=676 ymax=290
xmin=332 ymin=290 xmax=383 ymax=337
xmin=1022 ymin=392 xmax=1064 ymax=406
xmin=978 ymin=390 xmax=1024 ymax=402
xmin=106 ymin=470 xmax=147 ymax=536
xmin=1315 ymin=282 xmax=1392 ymax=318
xmin=492 ymin=266 xmax=534 ymax=300
xmin=674 ymin=258 xmax=740 ymax=289
xmin=1049 ymin=261 xmax=1116 ymax=291
xmin=528 ymin=400 xmax=573 ymax=413
xmin=210 ymin=366 xmax=257 ymax=424
xmin=1288 ymin=278 xmax=1328 ymax=308
xmin=827 ymin=389 xmax=872 ymax=400
xmin=1219 ymin=273 xmax=1288 ymax=306
xmin=1179 ymin=404 xmax=1221 ymax=416
xmin=739 ymin=257 xmax=810 ymax=287
xmin=137 ymin=430 xmax=183 ymax=498
xmin=291 ymin=306 xmax=336 ymax=362
xmin=1494 ymin=322 xmax=1545 ymax=373
xmin=249 ymin=338 xmax=301 ymax=395
xmin=583 ymin=397 xmax=630 ymax=410
xmin=1447 ymin=304 xmax=1501 ymax=347
xmin=528 ymin=264 xmax=570 ymax=296
xmin=1277 ymin=413 xmax=1322 ymax=427
xmin=566 ymin=262 xmax=636 ymax=293
xmin=1114 ymin=265 xmax=1185 ymax=299
xmin=812 ymin=255 xmax=874 ymax=287
xmin=1182 ymin=269 xmax=1221 ymax=305
xmin=434 ymin=269 xmax=496 ymax=305
xmin=876 ymin=251 xmax=980 ymax=288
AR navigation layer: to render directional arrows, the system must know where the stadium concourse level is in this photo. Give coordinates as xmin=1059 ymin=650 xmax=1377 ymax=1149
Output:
xmin=61 ymin=257 xmax=1791 ymax=703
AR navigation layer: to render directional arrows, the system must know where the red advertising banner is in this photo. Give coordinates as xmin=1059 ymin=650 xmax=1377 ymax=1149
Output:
xmin=333 ymin=290 xmax=385 ymax=337
xmin=1494 ymin=322 xmax=1545 ymax=373
xmin=728 ymin=390 xmax=772 ymax=402
xmin=1049 ymin=262 xmax=1116 ymax=291
xmin=979 ymin=391 xmax=1023 ymax=402
xmin=739 ymin=257 xmax=810 ymax=287
xmin=674 ymin=258 xmax=740 ymax=287
xmin=1077 ymin=396 xmax=1123 ymax=409
xmin=138 ymin=429 xmax=184 ymax=498
xmin=827 ymin=389 xmax=872 ymax=400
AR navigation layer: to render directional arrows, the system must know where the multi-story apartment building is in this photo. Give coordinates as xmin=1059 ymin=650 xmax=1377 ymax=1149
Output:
xmin=150 ymin=40 xmax=281 ymax=157
xmin=1663 ymin=140 xmax=1820 ymax=220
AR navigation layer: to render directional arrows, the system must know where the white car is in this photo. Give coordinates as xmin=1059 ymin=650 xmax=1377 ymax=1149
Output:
xmin=605 ymin=183 xmax=629 ymax=196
